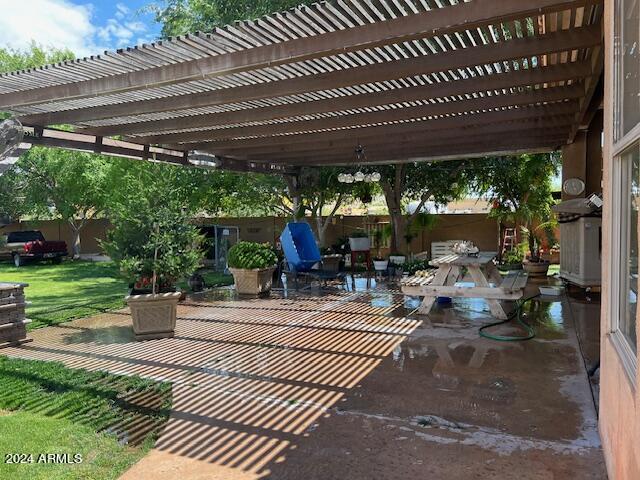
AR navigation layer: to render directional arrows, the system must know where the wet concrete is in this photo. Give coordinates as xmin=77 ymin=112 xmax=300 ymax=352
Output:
xmin=0 ymin=277 xmax=606 ymax=479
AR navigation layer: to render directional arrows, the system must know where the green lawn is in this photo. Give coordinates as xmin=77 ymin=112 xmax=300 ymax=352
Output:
xmin=0 ymin=261 xmax=129 ymax=330
xmin=0 ymin=357 xmax=172 ymax=480
xmin=0 ymin=260 xmax=233 ymax=330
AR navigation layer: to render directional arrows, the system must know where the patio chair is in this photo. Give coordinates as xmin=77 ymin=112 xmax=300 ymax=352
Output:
xmin=279 ymin=222 xmax=345 ymax=290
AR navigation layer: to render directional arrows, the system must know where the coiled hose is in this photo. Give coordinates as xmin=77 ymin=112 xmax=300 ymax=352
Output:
xmin=478 ymin=294 xmax=540 ymax=341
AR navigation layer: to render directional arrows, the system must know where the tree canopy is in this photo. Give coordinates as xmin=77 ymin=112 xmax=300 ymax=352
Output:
xmin=149 ymin=0 xmax=314 ymax=37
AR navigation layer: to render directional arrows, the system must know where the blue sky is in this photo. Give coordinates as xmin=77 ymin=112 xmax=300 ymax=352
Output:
xmin=0 ymin=0 xmax=162 ymax=58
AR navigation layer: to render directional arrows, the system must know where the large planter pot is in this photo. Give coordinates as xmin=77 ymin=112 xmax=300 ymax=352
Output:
xmin=229 ymin=267 xmax=275 ymax=295
xmin=349 ymin=237 xmax=370 ymax=251
xmin=523 ymin=260 xmax=550 ymax=277
xmin=373 ymin=259 xmax=389 ymax=271
xmin=321 ymin=254 xmax=342 ymax=272
xmin=389 ymin=255 xmax=406 ymax=265
xmin=498 ymin=262 xmax=523 ymax=272
xmin=126 ymin=292 xmax=181 ymax=341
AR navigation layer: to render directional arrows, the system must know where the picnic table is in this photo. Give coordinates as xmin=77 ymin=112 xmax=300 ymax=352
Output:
xmin=401 ymin=252 xmax=527 ymax=319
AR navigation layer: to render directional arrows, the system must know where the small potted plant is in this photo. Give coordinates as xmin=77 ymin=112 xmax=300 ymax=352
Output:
xmin=348 ymin=230 xmax=370 ymax=252
xmin=499 ymin=248 xmax=525 ymax=271
xmin=389 ymin=252 xmax=406 ymax=265
xmin=372 ymin=228 xmax=388 ymax=272
xmin=228 ymin=241 xmax=278 ymax=295
xmin=522 ymin=226 xmax=551 ymax=277
xmin=102 ymin=200 xmax=205 ymax=341
xmin=320 ymin=247 xmax=342 ymax=272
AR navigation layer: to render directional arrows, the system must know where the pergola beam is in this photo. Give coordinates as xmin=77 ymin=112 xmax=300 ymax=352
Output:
xmin=240 ymin=130 xmax=569 ymax=162
xmin=186 ymin=102 xmax=579 ymax=151
xmin=86 ymin=60 xmax=591 ymax=138
xmin=0 ymin=0 xmax=599 ymax=109
xmin=20 ymin=126 xmax=295 ymax=174
xmin=279 ymin=135 xmax=565 ymax=166
xmin=223 ymin=123 xmax=573 ymax=159
xmin=18 ymin=25 xmax=601 ymax=127
xmin=135 ymin=85 xmax=583 ymax=145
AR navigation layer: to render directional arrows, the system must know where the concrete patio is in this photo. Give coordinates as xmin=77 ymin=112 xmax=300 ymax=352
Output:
xmin=1 ymin=282 xmax=606 ymax=479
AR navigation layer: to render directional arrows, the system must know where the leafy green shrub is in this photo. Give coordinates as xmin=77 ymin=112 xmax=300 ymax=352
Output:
xmin=228 ymin=241 xmax=277 ymax=270
xmin=502 ymin=249 xmax=524 ymax=265
xmin=403 ymin=259 xmax=432 ymax=275
xmin=349 ymin=230 xmax=369 ymax=238
xmin=102 ymin=196 xmax=205 ymax=291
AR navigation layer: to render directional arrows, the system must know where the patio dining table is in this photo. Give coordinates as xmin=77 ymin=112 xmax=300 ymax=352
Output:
xmin=401 ymin=251 xmax=527 ymax=320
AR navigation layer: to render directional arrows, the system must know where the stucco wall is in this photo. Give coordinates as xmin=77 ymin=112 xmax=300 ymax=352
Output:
xmin=599 ymin=0 xmax=640 ymax=478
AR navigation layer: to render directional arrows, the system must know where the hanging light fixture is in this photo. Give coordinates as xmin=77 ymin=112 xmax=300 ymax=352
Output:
xmin=337 ymin=144 xmax=381 ymax=183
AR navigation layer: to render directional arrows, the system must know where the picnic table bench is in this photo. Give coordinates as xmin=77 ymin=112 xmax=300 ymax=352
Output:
xmin=401 ymin=252 xmax=528 ymax=319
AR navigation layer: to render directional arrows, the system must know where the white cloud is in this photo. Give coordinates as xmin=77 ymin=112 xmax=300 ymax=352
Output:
xmin=0 ymin=0 xmax=104 ymax=56
xmin=0 ymin=0 xmax=154 ymax=57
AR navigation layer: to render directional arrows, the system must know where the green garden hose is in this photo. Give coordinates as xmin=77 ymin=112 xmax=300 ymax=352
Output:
xmin=478 ymin=294 xmax=540 ymax=341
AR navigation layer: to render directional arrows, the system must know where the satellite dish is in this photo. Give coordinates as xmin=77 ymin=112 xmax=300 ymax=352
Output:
xmin=0 ymin=118 xmax=24 ymax=161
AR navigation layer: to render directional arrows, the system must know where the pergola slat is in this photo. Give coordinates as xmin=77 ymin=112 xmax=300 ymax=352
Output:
xmin=17 ymin=24 xmax=600 ymax=127
xmin=134 ymin=84 xmax=583 ymax=145
xmin=84 ymin=62 xmax=591 ymax=137
xmin=0 ymin=0 xmax=598 ymax=109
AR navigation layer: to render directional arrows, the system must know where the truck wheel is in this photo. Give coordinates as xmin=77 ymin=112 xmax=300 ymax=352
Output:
xmin=12 ymin=254 xmax=22 ymax=267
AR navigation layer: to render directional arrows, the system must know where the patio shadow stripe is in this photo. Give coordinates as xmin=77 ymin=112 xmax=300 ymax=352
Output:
xmin=12 ymin=344 xmax=355 ymax=394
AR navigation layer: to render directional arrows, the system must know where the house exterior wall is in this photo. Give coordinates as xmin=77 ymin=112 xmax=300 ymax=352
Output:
xmin=599 ymin=0 xmax=640 ymax=478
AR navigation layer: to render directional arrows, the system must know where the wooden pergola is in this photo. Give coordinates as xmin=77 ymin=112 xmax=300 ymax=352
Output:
xmin=0 ymin=0 xmax=603 ymax=172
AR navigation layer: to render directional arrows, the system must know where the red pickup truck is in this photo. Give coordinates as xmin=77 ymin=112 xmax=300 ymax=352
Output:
xmin=0 ymin=230 xmax=68 ymax=267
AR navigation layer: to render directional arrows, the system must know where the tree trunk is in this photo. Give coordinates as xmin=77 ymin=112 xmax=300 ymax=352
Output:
xmin=381 ymin=165 xmax=407 ymax=253
xmin=69 ymin=222 xmax=82 ymax=259
xmin=284 ymin=175 xmax=303 ymax=220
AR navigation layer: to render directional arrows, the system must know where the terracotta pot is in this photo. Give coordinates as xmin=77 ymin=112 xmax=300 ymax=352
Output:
xmin=126 ymin=292 xmax=181 ymax=341
xmin=229 ymin=267 xmax=275 ymax=295
xmin=349 ymin=237 xmax=370 ymax=251
xmin=523 ymin=260 xmax=550 ymax=277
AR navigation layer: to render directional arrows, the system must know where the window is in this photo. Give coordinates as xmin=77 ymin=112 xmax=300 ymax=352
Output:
xmin=615 ymin=0 xmax=640 ymax=139
xmin=620 ymin=144 xmax=640 ymax=353
xmin=612 ymin=0 xmax=640 ymax=375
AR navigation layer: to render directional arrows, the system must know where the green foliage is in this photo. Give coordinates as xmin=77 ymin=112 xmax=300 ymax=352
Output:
xmin=149 ymin=0 xmax=315 ymax=38
xmin=349 ymin=230 xmax=369 ymax=238
xmin=101 ymin=162 xmax=206 ymax=288
xmin=402 ymin=259 xmax=432 ymax=275
xmin=502 ymin=249 xmax=525 ymax=265
xmin=227 ymin=241 xmax=277 ymax=269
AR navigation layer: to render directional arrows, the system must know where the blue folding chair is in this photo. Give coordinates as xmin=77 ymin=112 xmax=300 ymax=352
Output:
xmin=279 ymin=222 xmax=345 ymax=290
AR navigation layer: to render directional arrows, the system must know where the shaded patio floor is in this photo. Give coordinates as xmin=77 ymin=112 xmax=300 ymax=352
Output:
xmin=1 ymin=279 xmax=606 ymax=479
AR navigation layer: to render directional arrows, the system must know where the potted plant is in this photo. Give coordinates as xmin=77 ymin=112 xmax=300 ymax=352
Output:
xmin=102 ymin=200 xmax=205 ymax=341
xmin=372 ymin=228 xmax=388 ymax=272
xmin=228 ymin=241 xmax=278 ymax=295
xmin=499 ymin=247 xmax=525 ymax=271
xmin=348 ymin=229 xmax=370 ymax=252
xmin=522 ymin=225 xmax=552 ymax=277
xmin=389 ymin=252 xmax=406 ymax=265
xmin=320 ymin=247 xmax=342 ymax=272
